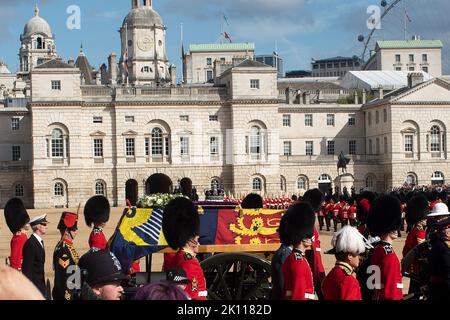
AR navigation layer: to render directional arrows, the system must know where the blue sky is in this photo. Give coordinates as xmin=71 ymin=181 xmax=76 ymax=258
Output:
xmin=0 ymin=0 xmax=448 ymax=76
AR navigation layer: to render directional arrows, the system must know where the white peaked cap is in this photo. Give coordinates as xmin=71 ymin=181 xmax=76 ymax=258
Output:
xmin=428 ymin=203 xmax=450 ymax=217
xmin=331 ymin=225 xmax=367 ymax=255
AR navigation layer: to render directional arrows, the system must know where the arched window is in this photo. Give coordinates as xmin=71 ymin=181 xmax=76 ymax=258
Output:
xmin=297 ymin=177 xmax=307 ymax=190
xmin=151 ymin=127 xmax=163 ymax=156
xmin=54 ymin=182 xmax=64 ymax=196
xmin=365 ymin=176 xmax=374 ymax=189
xmin=250 ymin=126 xmax=261 ymax=156
xmin=430 ymin=126 xmax=441 ymax=152
xmin=51 ymin=129 xmax=64 ymax=157
xmin=280 ymin=176 xmax=286 ymax=192
xmin=319 ymin=174 xmax=331 ymax=183
xmin=36 ymin=37 xmax=43 ymax=49
xmin=95 ymin=181 xmax=105 ymax=196
xmin=406 ymin=174 xmax=416 ymax=186
xmin=211 ymin=178 xmax=221 ymax=190
xmin=252 ymin=177 xmax=262 ymax=191
xmin=15 ymin=184 xmax=24 ymax=198
xmin=432 ymin=171 xmax=444 ymax=185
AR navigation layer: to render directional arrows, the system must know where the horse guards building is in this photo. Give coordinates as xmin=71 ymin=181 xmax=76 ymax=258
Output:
xmin=1 ymin=0 xmax=450 ymax=209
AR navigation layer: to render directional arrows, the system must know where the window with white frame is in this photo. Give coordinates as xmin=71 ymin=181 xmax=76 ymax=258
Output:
xmin=54 ymin=182 xmax=64 ymax=196
xmin=125 ymin=138 xmax=135 ymax=157
xmin=209 ymin=115 xmax=218 ymax=122
xmin=395 ymin=54 xmax=401 ymax=63
xmin=280 ymin=176 xmax=286 ymax=192
xmin=305 ymin=114 xmax=313 ymax=127
xmin=432 ymin=171 xmax=444 ymax=184
xmin=11 ymin=118 xmax=20 ymax=131
xmin=210 ymin=137 xmax=219 ymax=157
xmin=406 ymin=174 xmax=416 ymax=186
xmin=306 ymin=141 xmax=313 ymax=155
xmin=252 ymin=177 xmax=262 ymax=191
xmin=12 ymin=146 xmax=21 ymax=161
xmin=348 ymin=114 xmax=356 ymax=126
xmin=422 ymin=54 xmax=428 ymax=62
xmin=327 ymin=114 xmax=335 ymax=126
xmin=327 ymin=141 xmax=335 ymax=155
xmin=51 ymin=129 xmax=64 ymax=158
xmin=405 ymin=135 xmax=413 ymax=152
xmin=95 ymin=181 xmax=105 ymax=196
xmin=151 ymin=128 xmax=163 ymax=156
xmin=93 ymin=139 xmax=103 ymax=158
xmin=180 ymin=137 xmax=189 ymax=156
xmin=430 ymin=126 xmax=441 ymax=152
xmin=180 ymin=115 xmax=189 ymax=122
xmin=297 ymin=177 xmax=307 ymax=190
xmin=206 ymin=70 xmax=213 ymax=82
xmin=125 ymin=116 xmax=135 ymax=123
xmin=51 ymin=80 xmax=61 ymax=90
xmin=250 ymin=79 xmax=260 ymax=89
xmin=206 ymin=58 xmax=212 ymax=66
xmin=349 ymin=140 xmax=356 ymax=155
xmin=409 ymin=54 xmax=414 ymax=62
xmin=250 ymin=126 xmax=261 ymax=157
xmin=365 ymin=176 xmax=374 ymax=189
xmin=284 ymin=141 xmax=292 ymax=156
xmin=283 ymin=114 xmax=291 ymax=127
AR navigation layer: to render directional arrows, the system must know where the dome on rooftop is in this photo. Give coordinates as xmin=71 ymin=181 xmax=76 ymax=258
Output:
xmin=22 ymin=5 xmax=53 ymax=39
xmin=122 ymin=7 xmax=164 ymax=27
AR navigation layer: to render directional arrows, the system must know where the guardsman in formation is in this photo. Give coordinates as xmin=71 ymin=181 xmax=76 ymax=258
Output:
xmin=348 ymin=198 xmax=357 ymax=227
xmin=340 ymin=198 xmax=351 ymax=227
xmin=302 ymin=189 xmax=326 ymax=299
xmin=332 ymin=196 xmax=343 ymax=231
xmin=4 ymin=198 xmax=30 ymax=271
xmin=402 ymin=195 xmax=428 ymax=295
xmin=22 ymin=214 xmax=49 ymax=297
xmin=84 ymin=195 xmax=110 ymax=250
xmin=427 ymin=216 xmax=450 ymax=300
xmin=322 ymin=226 xmax=366 ymax=300
xmin=367 ymin=195 xmax=404 ymax=300
xmin=281 ymin=202 xmax=316 ymax=300
xmin=52 ymin=211 xmax=80 ymax=300
xmin=324 ymin=195 xmax=334 ymax=232
xmin=162 ymin=197 xmax=207 ymax=300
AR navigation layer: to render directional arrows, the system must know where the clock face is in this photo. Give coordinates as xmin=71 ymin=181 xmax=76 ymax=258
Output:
xmin=138 ymin=37 xmax=153 ymax=52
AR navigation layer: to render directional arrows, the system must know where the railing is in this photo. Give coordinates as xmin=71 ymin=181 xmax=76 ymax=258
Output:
xmin=81 ymin=86 xmax=113 ymax=97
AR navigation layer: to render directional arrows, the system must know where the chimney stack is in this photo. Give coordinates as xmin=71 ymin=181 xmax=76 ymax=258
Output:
xmin=285 ymin=88 xmax=291 ymax=105
xmin=170 ymin=65 xmax=177 ymax=84
xmin=108 ymin=52 xmax=117 ymax=85
xmin=362 ymin=90 xmax=367 ymax=104
xmin=354 ymin=91 xmax=359 ymax=105
xmin=408 ymin=72 xmax=424 ymax=88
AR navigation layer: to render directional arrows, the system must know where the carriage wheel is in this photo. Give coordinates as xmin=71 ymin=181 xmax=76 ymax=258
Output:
xmin=200 ymin=253 xmax=272 ymax=300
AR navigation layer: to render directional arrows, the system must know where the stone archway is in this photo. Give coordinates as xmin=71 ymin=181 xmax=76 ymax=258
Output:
xmin=125 ymin=179 xmax=138 ymax=205
xmin=146 ymin=173 xmax=173 ymax=195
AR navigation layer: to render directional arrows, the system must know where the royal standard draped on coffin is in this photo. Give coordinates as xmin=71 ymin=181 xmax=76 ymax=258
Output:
xmin=109 ymin=203 xmax=285 ymax=271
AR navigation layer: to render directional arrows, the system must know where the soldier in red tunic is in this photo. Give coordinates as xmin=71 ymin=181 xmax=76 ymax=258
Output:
xmin=322 ymin=226 xmax=366 ymax=300
xmin=332 ymin=196 xmax=343 ymax=231
xmin=281 ymin=202 xmax=316 ymax=300
xmin=367 ymin=195 xmax=404 ymax=300
xmin=4 ymin=198 xmax=30 ymax=271
xmin=402 ymin=194 xmax=428 ymax=294
xmin=84 ymin=195 xmax=110 ymax=250
xmin=348 ymin=198 xmax=358 ymax=227
xmin=162 ymin=197 xmax=207 ymax=300
xmin=340 ymin=199 xmax=351 ymax=227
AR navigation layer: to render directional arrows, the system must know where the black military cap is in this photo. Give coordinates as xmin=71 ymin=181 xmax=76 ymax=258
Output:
xmin=78 ymin=250 xmax=129 ymax=286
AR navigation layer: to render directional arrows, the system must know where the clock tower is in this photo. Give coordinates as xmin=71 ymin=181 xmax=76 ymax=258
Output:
xmin=120 ymin=0 xmax=171 ymax=85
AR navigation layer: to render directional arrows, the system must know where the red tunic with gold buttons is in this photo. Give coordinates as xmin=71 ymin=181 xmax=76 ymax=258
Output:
xmin=332 ymin=202 xmax=343 ymax=220
xmin=349 ymin=204 xmax=357 ymax=220
xmin=88 ymin=227 xmax=108 ymax=250
xmin=340 ymin=203 xmax=350 ymax=220
xmin=10 ymin=232 xmax=28 ymax=270
xmin=282 ymin=248 xmax=315 ymax=300
xmin=322 ymin=262 xmax=362 ymax=300
xmin=371 ymin=242 xmax=403 ymax=300
xmin=165 ymin=250 xmax=207 ymax=300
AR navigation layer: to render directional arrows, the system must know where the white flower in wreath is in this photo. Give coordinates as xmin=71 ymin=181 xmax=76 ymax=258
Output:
xmin=156 ymin=198 xmax=163 ymax=205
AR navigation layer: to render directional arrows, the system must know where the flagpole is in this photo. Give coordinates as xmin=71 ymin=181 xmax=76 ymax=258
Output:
xmin=404 ymin=3 xmax=407 ymax=40
xmin=125 ymin=22 xmax=129 ymax=86
xmin=181 ymin=22 xmax=184 ymax=84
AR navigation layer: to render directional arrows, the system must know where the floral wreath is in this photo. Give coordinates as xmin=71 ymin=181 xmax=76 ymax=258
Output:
xmin=136 ymin=193 xmax=188 ymax=209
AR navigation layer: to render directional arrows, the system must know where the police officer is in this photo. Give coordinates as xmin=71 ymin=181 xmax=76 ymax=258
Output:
xmin=84 ymin=195 xmax=110 ymax=250
xmin=162 ymin=197 xmax=207 ymax=300
xmin=52 ymin=211 xmax=80 ymax=300
xmin=367 ymin=195 xmax=404 ymax=300
xmin=4 ymin=198 xmax=30 ymax=271
xmin=427 ymin=216 xmax=450 ymax=300
xmin=78 ymin=249 xmax=129 ymax=300
xmin=281 ymin=202 xmax=316 ymax=300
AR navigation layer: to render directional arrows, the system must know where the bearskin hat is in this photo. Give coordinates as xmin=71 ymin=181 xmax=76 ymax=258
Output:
xmin=283 ymin=202 xmax=315 ymax=245
xmin=303 ymin=189 xmax=324 ymax=212
xmin=405 ymin=195 xmax=429 ymax=225
xmin=241 ymin=193 xmax=264 ymax=209
xmin=147 ymin=174 xmax=172 ymax=195
xmin=179 ymin=178 xmax=193 ymax=195
xmin=57 ymin=211 xmax=78 ymax=231
xmin=367 ymin=195 xmax=402 ymax=237
xmin=162 ymin=197 xmax=199 ymax=250
xmin=4 ymin=198 xmax=30 ymax=234
xmin=84 ymin=195 xmax=110 ymax=227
